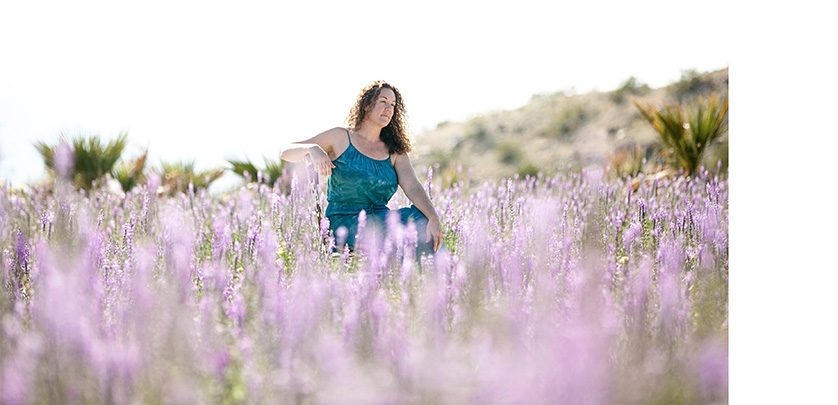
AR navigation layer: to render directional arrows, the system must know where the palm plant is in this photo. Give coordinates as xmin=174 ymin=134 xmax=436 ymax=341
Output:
xmin=227 ymin=156 xmax=285 ymax=186
xmin=112 ymin=149 xmax=148 ymax=192
xmin=156 ymin=160 xmax=224 ymax=195
xmin=633 ymin=94 xmax=728 ymax=176
xmin=35 ymin=132 xmax=128 ymax=190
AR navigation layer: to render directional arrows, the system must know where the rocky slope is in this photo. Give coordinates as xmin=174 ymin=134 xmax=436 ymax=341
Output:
xmin=411 ymin=68 xmax=729 ymax=182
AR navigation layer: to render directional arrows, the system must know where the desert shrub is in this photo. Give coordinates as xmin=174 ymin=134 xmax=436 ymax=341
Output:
xmin=669 ymin=69 xmax=717 ymax=103
xmin=35 ymin=132 xmax=128 ymax=190
xmin=610 ymin=76 xmax=650 ymax=104
xmin=608 ymin=143 xmax=667 ymax=178
xmin=112 ymin=149 xmax=148 ymax=192
xmin=541 ymin=103 xmax=590 ymax=140
xmin=703 ymin=135 xmax=728 ymax=173
xmin=427 ymin=147 xmax=459 ymax=172
xmin=496 ymin=141 xmax=523 ymax=165
xmin=516 ymin=161 xmax=540 ymax=177
xmin=633 ymin=94 xmax=728 ymax=176
xmin=608 ymin=144 xmax=647 ymax=177
xmin=156 ymin=160 xmax=224 ymax=195
xmin=466 ymin=119 xmax=491 ymax=146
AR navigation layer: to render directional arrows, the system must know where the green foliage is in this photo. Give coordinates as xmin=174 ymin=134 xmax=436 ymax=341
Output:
xmin=156 ymin=160 xmax=224 ymax=195
xmin=541 ymin=103 xmax=589 ymax=139
xmin=35 ymin=132 xmax=128 ymax=190
xmin=227 ymin=156 xmax=284 ymax=186
xmin=496 ymin=140 xmax=523 ymax=165
xmin=516 ymin=161 xmax=540 ymax=178
xmin=704 ymin=135 xmax=728 ymax=173
xmin=112 ymin=149 xmax=148 ymax=192
xmin=633 ymin=94 xmax=728 ymax=176
xmin=610 ymin=76 xmax=650 ymax=104
xmin=428 ymin=147 xmax=459 ymax=172
xmin=466 ymin=119 xmax=492 ymax=147
xmin=669 ymin=69 xmax=717 ymax=103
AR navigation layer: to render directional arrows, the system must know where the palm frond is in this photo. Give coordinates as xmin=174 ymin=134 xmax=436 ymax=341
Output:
xmin=113 ymin=149 xmax=148 ymax=192
xmin=69 ymin=132 xmax=127 ymax=189
xmin=227 ymin=158 xmax=260 ymax=182
xmin=227 ymin=156 xmax=284 ymax=186
xmin=34 ymin=141 xmax=55 ymax=170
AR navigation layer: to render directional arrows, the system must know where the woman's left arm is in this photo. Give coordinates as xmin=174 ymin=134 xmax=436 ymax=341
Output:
xmin=393 ymin=153 xmax=443 ymax=252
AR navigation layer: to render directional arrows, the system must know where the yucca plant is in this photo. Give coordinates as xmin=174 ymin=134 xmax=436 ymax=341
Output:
xmin=35 ymin=132 xmax=128 ymax=190
xmin=112 ymin=149 xmax=148 ymax=192
xmin=633 ymin=94 xmax=728 ymax=176
xmin=227 ymin=156 xmax=284 ymax=186
xmin=156 ymin=160 xmax=224 ymax=195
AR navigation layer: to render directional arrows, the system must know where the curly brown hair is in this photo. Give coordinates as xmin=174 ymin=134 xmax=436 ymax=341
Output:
xmin=346 ymin=80 xmax=412 ymax=155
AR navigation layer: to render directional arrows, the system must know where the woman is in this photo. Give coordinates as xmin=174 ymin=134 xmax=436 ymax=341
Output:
xmin=280 ymin=81 xmax=443 ymax=255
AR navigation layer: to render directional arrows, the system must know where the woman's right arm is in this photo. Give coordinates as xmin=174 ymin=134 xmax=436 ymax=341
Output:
xmin=280 ymin=128 xmax=342 ymax=177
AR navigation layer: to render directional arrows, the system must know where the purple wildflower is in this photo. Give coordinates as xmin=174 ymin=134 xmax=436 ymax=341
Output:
xmin=54 ymin=139 xmax=74 ymax=178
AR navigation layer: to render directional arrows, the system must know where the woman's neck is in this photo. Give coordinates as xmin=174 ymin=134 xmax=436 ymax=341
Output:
xmin=353 ymin=121 xmax=383 ymax=142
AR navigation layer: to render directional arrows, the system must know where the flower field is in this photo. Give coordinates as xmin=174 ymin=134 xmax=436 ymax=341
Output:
xmin=0 ymin=167 xmax=728 ymax=404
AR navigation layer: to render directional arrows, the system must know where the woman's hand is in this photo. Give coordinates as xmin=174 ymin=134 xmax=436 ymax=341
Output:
xmin=307 ymin=146 xmax=335 ymax=177
xmin=425 ymin=216 xmax=444 ymax=252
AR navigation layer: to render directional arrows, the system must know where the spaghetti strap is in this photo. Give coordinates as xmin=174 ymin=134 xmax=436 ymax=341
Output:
xmin=345 ymin=128 xmax=352 ymax=145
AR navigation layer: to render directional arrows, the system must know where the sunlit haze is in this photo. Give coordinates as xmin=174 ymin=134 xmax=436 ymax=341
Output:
xmin=0 ymin=0 xmax=730 ymax=189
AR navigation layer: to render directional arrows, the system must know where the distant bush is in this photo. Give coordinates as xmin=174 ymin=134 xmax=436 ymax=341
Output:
xmin=427 ymin=147 xmax=459 ymax=172
xmin=496 ymin=141 xmax=523 ymax=165
xmin=703 ymin=135 xmax=728 ymax=173
xmin=669 ymin=69 xmax=717 ymax=103
xmin=607 ymin=143 xmax=664 ymax=178
xmin=156 ymin=160 xmax=224 ymax=195
xmin=610 ymin=76 xmax=650 ymax=104
xmin=112 ymin=149 xmax=148 ymax=192
xmin=466 ymin=119 xmax=491 ymax=146
xmin=608 ymin=144 xmax=644 ymax=177
xmin=541 ymin=103 xmax=589 ymax=140
xmin=516 ymin=161 xmax=540 ymax=178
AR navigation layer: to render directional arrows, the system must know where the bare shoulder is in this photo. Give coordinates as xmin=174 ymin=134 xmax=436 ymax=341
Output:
xmin=296 ymin=127 xmax=347 ymax=156
xmin=313 ymin=127 xmax=348 ymax=143
xmin=320 ymin=127 xmax=350 ymax=159
xmin=392 ymin=152 xmax=415 ymax=169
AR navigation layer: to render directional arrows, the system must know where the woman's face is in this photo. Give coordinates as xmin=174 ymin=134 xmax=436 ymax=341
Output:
xmin=364 ymin=87 xmax=397 ymax=128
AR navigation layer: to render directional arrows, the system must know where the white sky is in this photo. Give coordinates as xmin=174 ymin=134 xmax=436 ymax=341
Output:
xmin=1 ymin=0 xmax=730 ymax=187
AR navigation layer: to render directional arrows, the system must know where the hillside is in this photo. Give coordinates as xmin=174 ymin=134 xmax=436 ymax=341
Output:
xmin=411 ymin=68 xmax=729 ymax=181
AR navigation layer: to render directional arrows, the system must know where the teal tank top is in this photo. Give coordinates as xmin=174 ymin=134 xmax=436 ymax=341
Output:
xmin=325 ymin=129 xmax=398 ymax=217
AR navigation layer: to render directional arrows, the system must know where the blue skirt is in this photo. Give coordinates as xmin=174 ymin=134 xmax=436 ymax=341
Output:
xmin=327 ymin=203 xmax=433 ymax=256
